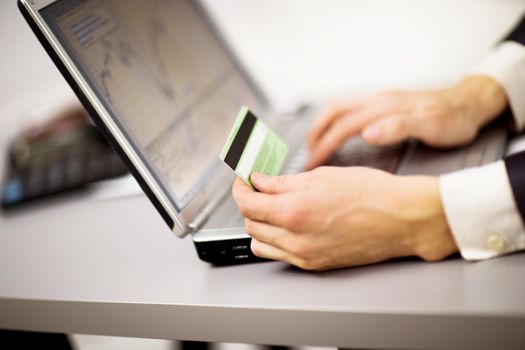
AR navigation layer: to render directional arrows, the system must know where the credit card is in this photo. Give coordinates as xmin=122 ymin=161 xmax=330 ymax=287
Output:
xmin=220 ymin=106 xmax=289 ymax=188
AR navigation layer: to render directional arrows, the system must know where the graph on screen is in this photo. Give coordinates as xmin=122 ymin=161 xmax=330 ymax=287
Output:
xmin=51 ymin=0 xmax=260 ymax=206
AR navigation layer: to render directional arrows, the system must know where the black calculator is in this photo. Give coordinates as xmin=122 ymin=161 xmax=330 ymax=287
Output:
xmin=1 ymin=110 xmax=128 ymax=208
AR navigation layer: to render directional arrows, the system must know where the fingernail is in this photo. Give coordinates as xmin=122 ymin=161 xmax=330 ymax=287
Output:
xmin=251 ymin=172 xmax=268 ymax=182
xmin=363 ymin=125 xmax=381 ymax=141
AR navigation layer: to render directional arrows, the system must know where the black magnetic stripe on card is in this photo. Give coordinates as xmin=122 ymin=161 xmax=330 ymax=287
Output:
xmin=224 ymin=111 xmax=257 ymax=169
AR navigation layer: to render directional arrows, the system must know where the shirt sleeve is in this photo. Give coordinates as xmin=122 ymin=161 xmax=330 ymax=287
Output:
xmin=467 ymin=41 xmax=525 ymax=132
xmin=440 ymin=17 xmax=525 ymax=261
xmin=440 ymin=161 xmax=525 ymax=260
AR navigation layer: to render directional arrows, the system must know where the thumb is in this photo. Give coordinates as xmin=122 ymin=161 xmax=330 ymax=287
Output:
xmin=250 ymin=173 xmax=297 ymax=194
xmin=362 ymin=114 xmax=413 ymax=146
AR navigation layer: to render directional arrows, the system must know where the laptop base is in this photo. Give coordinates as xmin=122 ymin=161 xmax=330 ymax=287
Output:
xmin=194 ymin=235 xmax=268 ymax=265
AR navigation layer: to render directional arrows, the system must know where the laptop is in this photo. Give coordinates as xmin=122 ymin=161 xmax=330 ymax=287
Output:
xmin=19 ymin=0 xmax=508 ymax=265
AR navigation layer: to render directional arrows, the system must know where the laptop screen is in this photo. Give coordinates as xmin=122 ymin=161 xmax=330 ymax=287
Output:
xmin=40 ymin=0 xmax=261 ymax=210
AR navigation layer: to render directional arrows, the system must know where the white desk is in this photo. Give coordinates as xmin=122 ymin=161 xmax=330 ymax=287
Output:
xmin=1 ymin=1 xmax=525 ymax=349
xmin=1 ymin=192 xmax=525 ymax=349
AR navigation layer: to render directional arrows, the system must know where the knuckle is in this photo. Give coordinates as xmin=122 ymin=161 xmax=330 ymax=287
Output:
xmin=274 ymin=175 xmax=289 ymax=191
xmin=373 ymin=91 xmax=402 ymax=110
xmin=391 ymin=118 xmax=404 ymax=133
xmin=384 ymin=118 xmax=405 ymax=139
xmin=243 ymin=219 xmax=254 ymax=233
xmin=318 ymin=103 xmax=339 ymax=121
xmin=287 ymin=238 xmax=315 ymax=258
xmin=275 ymin=233 xmax=288 ymax=248
xmin=312 ymin=165 xmax=332 ymax=177
xmin=238 ymin=205 xmax=250 ymax=218
xmin=279 ymin=206 xmax=309 ymax=230
xmin=312 ymin=166 xmax=326 ymax=175
xmin=280 ymin=210 xmax=299 ymax=229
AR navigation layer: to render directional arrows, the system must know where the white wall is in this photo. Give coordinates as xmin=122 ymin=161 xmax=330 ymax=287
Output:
xmin=1 ymin=0 xmax=524 ymax=128
xmin=202 ymin=0 xmax=525 ymax=110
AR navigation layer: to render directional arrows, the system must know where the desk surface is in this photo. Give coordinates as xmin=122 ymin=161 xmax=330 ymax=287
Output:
xmin=2 ymin=1 xmax=525 ymax=349
xmin=1 ymin=192 xmax=525 ymax=349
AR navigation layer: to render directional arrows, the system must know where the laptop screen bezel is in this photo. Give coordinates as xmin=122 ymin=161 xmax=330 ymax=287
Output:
xmin=20 ymin=0 xmax=270 ymax=236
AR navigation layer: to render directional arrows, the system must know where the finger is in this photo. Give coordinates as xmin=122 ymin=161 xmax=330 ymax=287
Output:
xmin=244 ymin=218 xmax=290 ymax=250
xmin=306 ymin=125 xmax=348 ymax=169
xmin=233 ymin=179 xmax=293 ymax=224
xmin=250 ymin=238 xmax=290 ymax=262
xmin=308 ymin=100 xmax=361 ymax=149
xmin=306 ymin=111 xmax=379 ymax=169
xmin=361 ymin=114 xmax=413 ymax=146
xmin=250 ymin=172 xmax=308 ymax=194
xmin=232 ymin=177 xmax=254 ymax=196
xmin=251 ymin=238 xmax=314 ymax=271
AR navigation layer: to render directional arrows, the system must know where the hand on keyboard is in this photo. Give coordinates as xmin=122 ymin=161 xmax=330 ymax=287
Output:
xmin=306 ymin=77 xmax=508 ymax=169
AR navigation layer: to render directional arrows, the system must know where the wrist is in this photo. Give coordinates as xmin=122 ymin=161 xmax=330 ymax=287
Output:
xmin=446 ymin=76 xmax=508 ymax=130
xmin=402 ymin=176 xmax=459 ymax=261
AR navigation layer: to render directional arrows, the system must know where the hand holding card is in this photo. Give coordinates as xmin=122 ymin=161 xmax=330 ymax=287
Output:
xmin=220 ymin=107 xmax=288 ymax=188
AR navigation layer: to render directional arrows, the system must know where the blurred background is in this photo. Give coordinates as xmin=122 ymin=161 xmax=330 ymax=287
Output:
xmin=1 ymin=0 xmax=524 ymax=349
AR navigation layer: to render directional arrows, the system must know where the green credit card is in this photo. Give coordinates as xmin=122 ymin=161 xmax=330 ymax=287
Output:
xmin=220 ymin=106 xmax=289 ymax=188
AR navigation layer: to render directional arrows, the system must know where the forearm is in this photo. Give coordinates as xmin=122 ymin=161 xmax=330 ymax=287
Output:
xmin=397 ymin=176 xmax=459 ymax=262
xmin=445 ymin=76 xmax=508 ymax=131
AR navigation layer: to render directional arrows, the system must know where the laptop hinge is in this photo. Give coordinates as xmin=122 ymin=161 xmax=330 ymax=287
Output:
xmin=187 ymin=188 xmax=230 ymax=232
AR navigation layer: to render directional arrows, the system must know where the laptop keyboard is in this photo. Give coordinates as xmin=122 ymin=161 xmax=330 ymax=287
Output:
xmin=325 ymin=137 xmax=406 ymax=172
xmin=282 ymin=146 xmax=310 ymax=174
xmin=282 ymin=136 xmax=407 ymax=175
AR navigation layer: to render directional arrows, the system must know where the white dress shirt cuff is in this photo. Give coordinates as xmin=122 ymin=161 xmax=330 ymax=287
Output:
xmin=467 ymin=41 xmax=525 ymax=132
xmin=440 ymin=161 xmax=525 ymax=260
